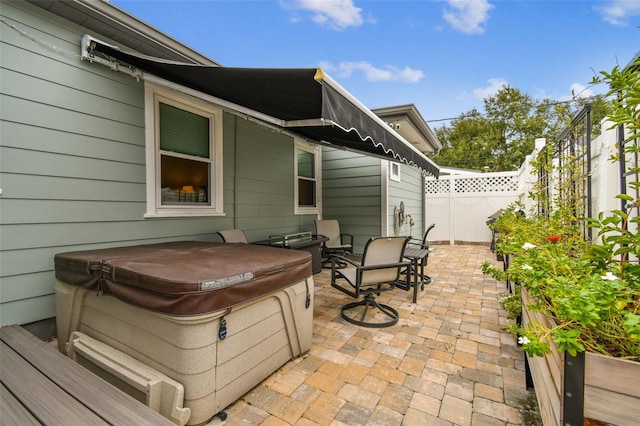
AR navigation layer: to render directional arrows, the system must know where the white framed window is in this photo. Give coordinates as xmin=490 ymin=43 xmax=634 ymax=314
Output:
xmin=294 ymin=139 xmax=321 ymax=214
xmin=144 ymin=83 xmax=224 ymax=217
xmin=390 ymin=162 xmax=401 ymax=182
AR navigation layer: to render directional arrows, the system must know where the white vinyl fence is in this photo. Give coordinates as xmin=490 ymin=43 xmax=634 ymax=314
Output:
xmin=426 ymin=120 xmax=621 ymax=245
xmin=425 ymin=171 xmax=520 ymax=245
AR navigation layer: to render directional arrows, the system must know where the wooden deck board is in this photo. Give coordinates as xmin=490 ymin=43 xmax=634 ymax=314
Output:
xmin=1 ymin=383 xmax=41 ymax=425
xmin=0 ymin=325 xmax=174 ymax=426
xmin=1 ymin=342 xmax=108 ymax=425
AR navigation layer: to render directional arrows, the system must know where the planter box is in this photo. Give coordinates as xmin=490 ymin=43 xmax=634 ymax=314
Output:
xmin=522 ymin=288 xmax=640 ymax=426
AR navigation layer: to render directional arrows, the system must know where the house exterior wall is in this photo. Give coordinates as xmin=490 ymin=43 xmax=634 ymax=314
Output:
xmin=321 ymin=149 xmax=429 ymax=253
xmin=388 ymin=163 xmax=425 ymax=240
xmin=0 ymin=0 xmax=315 ymax=326
xmin=321 ymin=148 xmax=382 ymax=254
xmin=230 ymin=115 xmax=317 ymax=239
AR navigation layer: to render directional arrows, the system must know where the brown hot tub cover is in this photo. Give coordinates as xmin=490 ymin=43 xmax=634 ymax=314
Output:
xmin=55 ymin=242 xmax=312 ymax=316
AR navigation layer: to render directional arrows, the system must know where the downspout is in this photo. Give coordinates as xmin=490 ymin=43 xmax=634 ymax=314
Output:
xmin=422 ymin=173 xmax=426 ymax=239
xmin=234 ymin=116 xmax=239 ymax=229
xmin=449 ymin=174 xmax=455 ymax=245
xmin=381 ymin=161 xmax=389 ymax=237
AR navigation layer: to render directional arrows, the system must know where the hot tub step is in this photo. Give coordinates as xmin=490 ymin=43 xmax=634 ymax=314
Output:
xmin=68 ymin=331 xmax=191 ymax=426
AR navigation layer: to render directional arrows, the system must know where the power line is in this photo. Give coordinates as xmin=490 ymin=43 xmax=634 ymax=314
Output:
xmin=425 ymin=93 xmax=604 ymax=124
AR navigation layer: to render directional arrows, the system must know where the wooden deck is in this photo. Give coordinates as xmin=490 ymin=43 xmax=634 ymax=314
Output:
xmin=0 ymin=325 xmax=174 ymax=426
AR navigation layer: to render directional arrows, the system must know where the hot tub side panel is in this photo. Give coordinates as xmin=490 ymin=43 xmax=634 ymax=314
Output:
xmin=55 ymin=277 xmax=314 ymax=425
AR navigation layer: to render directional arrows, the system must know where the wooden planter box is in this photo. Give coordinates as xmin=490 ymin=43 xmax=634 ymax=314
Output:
xmin=521 ymin=288 xmax=640 ymax=426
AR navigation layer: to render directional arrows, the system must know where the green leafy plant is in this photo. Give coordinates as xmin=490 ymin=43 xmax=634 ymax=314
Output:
xmin=498 ymin=286 xmax=522 ymax=320
xmin=485 ymin=56 xmax=640 ymax=361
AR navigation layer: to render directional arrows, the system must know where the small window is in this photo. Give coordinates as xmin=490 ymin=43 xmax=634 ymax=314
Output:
xmin=390 ymin=162 xmax=401 ymax=182
xmin=144 ymin=84 xmax=223 ymax=217
xmin=295 ymin=139 xmax=321 ymax=214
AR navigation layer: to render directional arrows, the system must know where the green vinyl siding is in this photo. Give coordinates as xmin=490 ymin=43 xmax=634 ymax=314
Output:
xmin=322 ymin=148 xmax=427 ymax=253
xmin=388 ymin=163 xmax=425 ymax=239
xmin=322 ymin=148 xmax=382 ymax=254
xmin=231 ymin=116 xmax=316 ymax=239
xmin=0 ymin=0 xmax=315 ymax=326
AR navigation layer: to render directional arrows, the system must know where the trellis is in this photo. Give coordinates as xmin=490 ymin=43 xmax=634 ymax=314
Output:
xmin=618 ymin=121 xmax=640 ymax=243
xmin=537 ymin=104 xmax=593 ymax=239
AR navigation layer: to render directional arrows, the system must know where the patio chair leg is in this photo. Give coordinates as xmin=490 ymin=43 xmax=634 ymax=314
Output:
xmin=421 ymin=275 xmax=431 ymax=290
xmin=358 ymin=301 xmax=370 ymax=322
xmin=324 ymin=254 xmax=348 ymax=269
xmin=340 ymin=293 xmax=399 ymax=328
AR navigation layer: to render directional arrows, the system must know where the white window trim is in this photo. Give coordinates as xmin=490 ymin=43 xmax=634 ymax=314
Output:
xmin=144 ymin=82 xmax=224 ymax=218
xmin=390 ymin=161 xmax=401 ymax=182
xmin=294 ymin=138 xmax=321 ymax=215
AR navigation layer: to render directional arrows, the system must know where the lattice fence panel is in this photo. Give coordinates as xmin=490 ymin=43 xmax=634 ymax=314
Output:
xmin=455 ymin=175 xmax=518 ymax=194
xmin=425 ymin=179 xmax=450 ymax=194
xmin=425 ymin=174 xmax=518 ymax=196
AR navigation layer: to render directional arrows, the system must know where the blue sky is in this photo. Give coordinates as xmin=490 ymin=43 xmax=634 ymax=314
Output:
xmin=110 ymin=0 xmax=639 ymax=125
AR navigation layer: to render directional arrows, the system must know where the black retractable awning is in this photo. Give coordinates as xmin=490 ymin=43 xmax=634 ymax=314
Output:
xmin=83 ymin=36 xmax=439 ymax=177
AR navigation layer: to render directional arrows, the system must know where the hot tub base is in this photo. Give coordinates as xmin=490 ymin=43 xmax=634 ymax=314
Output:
xmin=56 ymin=277 xmax=313 ymax=425
xmin=54 ymin=241 xmax=313 ymax=425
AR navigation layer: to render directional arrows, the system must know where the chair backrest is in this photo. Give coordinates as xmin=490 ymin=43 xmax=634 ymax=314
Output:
xmin=315 ymin=220 xmax=341 ymax=247
xmin=360 ymin=236 xmax=409 ymax=284
xmin=218 ymin=229 xmax=248 ymax=243
xmin=419 ymin=223 xmax=436 ymax=247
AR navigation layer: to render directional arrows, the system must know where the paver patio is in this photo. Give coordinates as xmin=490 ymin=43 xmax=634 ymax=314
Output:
xmin=210 ymin=244 xmax=542 ymax=426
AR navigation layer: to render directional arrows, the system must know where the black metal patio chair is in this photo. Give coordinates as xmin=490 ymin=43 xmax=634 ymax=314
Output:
xmin=315 ymin=219 xmax=353 ymax=268
xmin=330 ymin=236 xmax=410 ymax=328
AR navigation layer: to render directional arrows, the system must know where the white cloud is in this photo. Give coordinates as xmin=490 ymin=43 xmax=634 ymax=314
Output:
xmin=319 ymin=61 xmax=424 ymax=82
xmin=443 ymin=0 xmax=494 ymax=35
xmin=596 ymin=0 xmax=640 ymax=26
xmin=282 ymin=0 xmax=364 ymax=30
xmin=473 ymin=78 xmax=508 ymax=100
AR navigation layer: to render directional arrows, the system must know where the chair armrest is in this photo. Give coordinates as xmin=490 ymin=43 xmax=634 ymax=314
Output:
xmin=340 ymin=234 xmax=354 ymax=246
xmin=408 ymin=238 xmax=429 ymax=249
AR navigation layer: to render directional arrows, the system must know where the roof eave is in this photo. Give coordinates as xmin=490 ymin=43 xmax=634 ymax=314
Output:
xmin=372 ymin=104 xmax=443 ymax=153
xmin=25 ymin=0 xmax=220 ymax=66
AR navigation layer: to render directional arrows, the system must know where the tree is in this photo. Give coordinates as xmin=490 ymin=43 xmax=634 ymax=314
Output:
xmin=434 ymin=86 xmax=611 ymax=172
xmin=484 ymin=86 xmax=542 ymax=170
xmin=433 ymin=109 xmax=497 ymax=170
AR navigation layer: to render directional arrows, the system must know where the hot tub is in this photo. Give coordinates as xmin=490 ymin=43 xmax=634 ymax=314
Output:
xmin=54 ymin=241 xmax=313 ymax=425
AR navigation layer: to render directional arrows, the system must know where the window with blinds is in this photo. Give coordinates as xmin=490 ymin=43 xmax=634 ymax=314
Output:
xmin=158 ymin=101 xmax=211 ymax=206
xmin=295 ymin=140 xmax=321 ymax=214
xmin=144 ymin=84 xmax=223 ymax=218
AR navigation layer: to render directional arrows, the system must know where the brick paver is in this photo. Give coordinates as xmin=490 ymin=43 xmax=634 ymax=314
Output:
xmin=212 ymin=244 xmax=542 ymax=425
